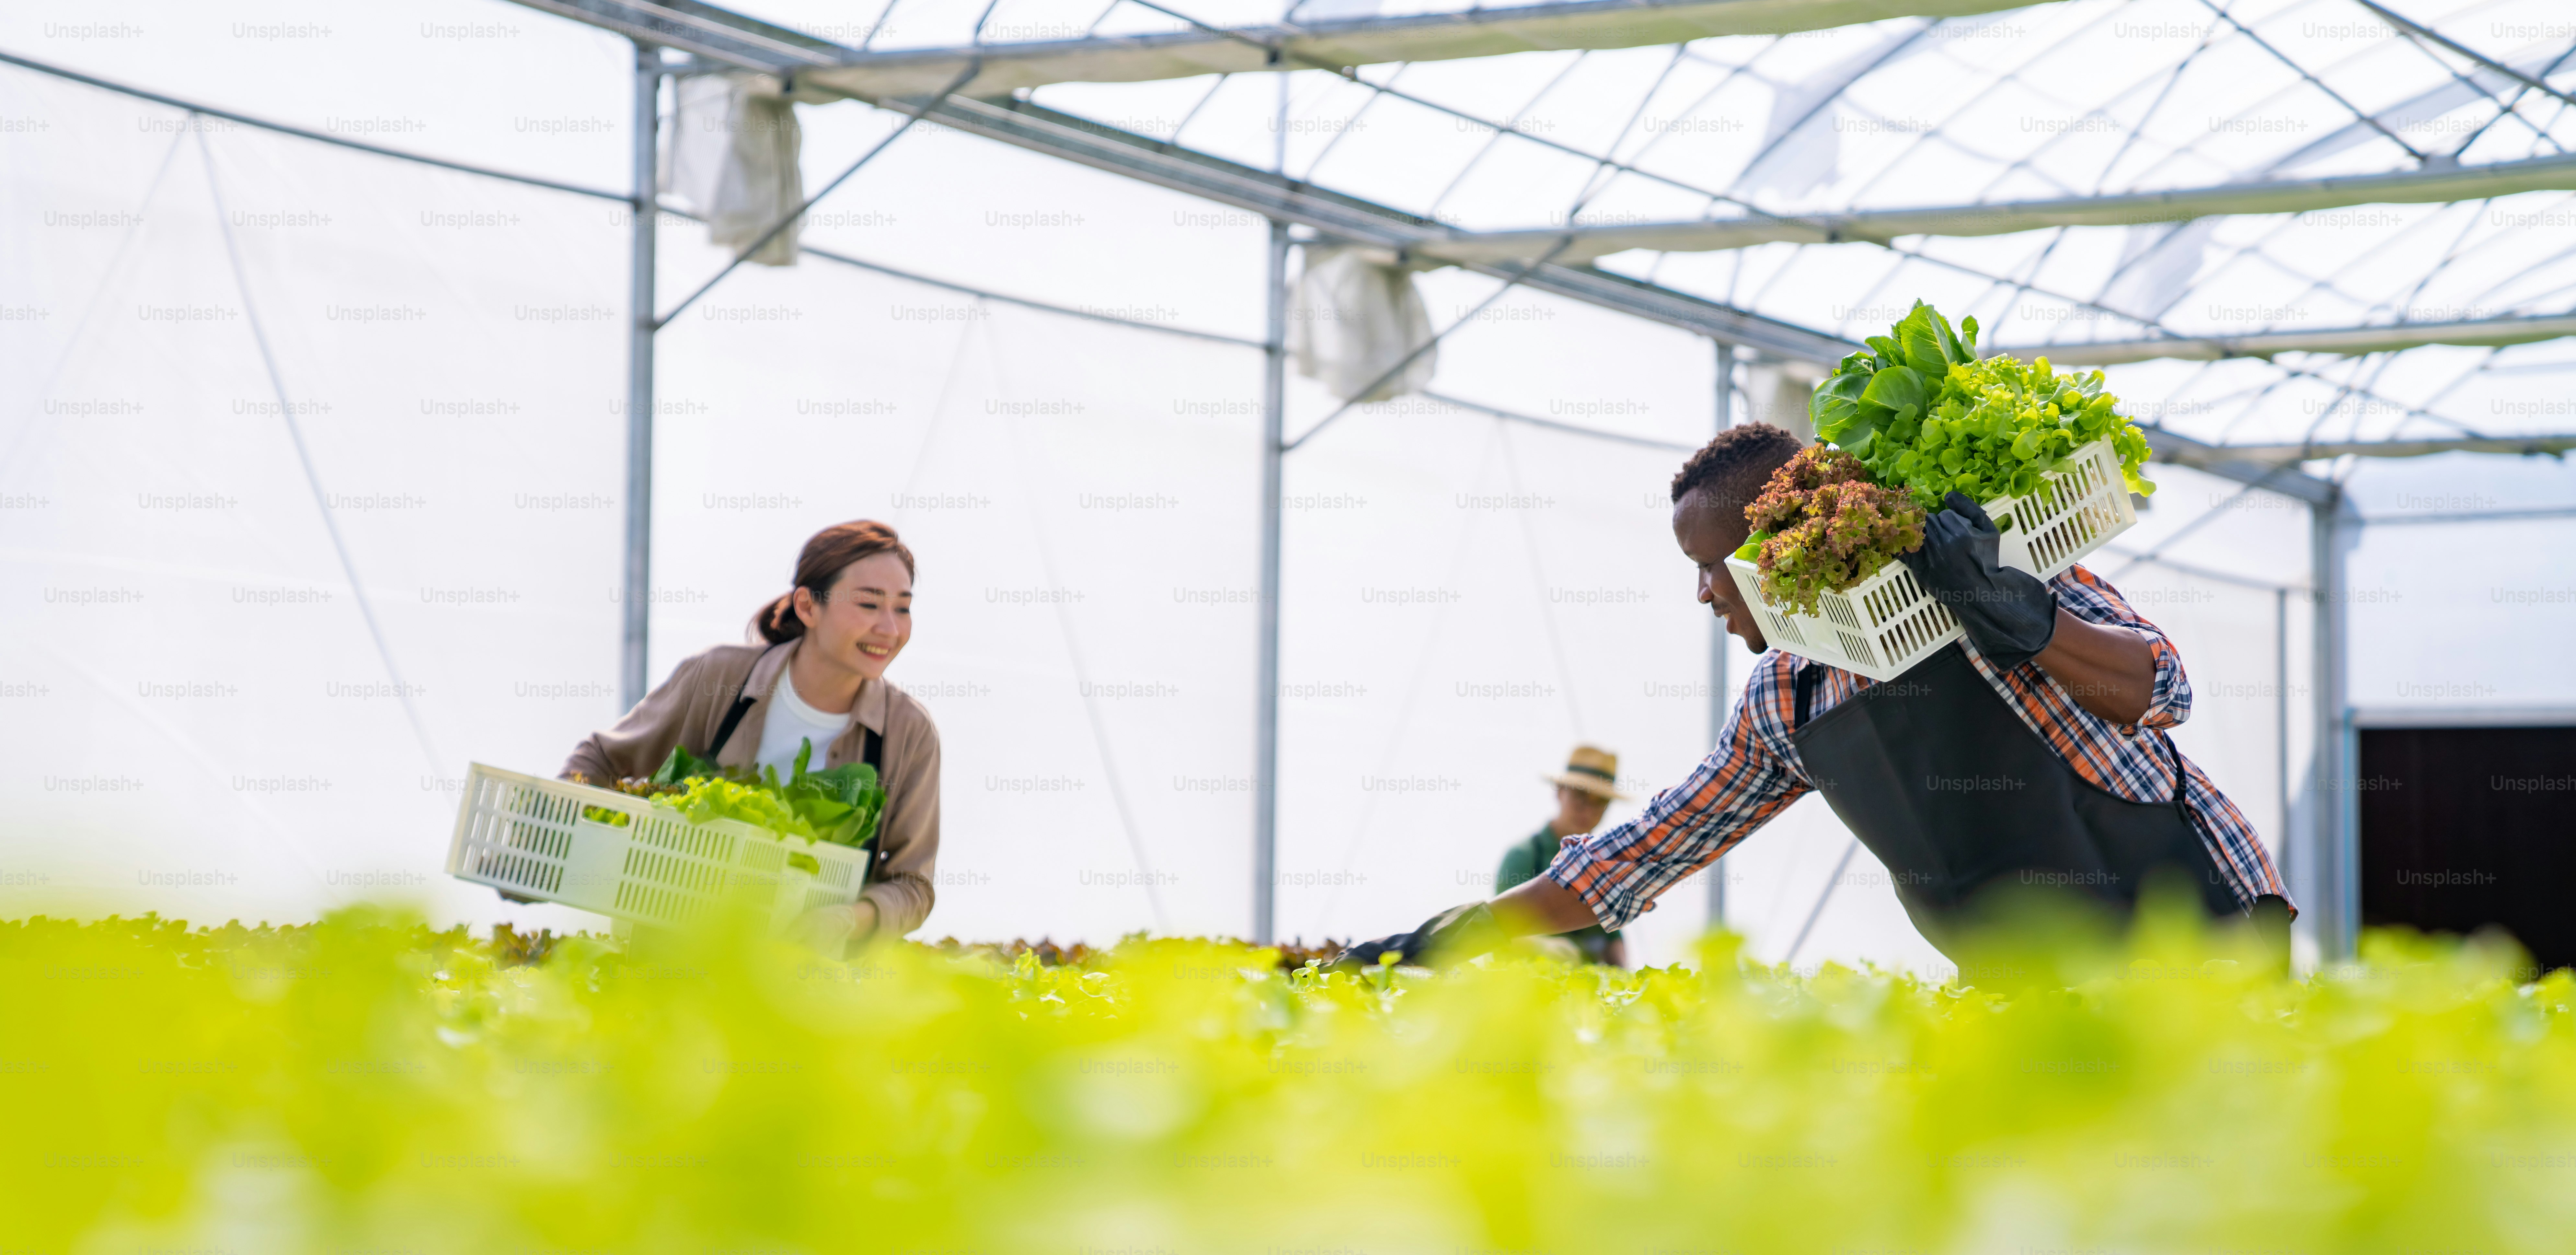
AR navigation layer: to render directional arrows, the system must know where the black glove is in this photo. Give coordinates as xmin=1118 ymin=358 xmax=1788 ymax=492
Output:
xmin=2248 ymin=894 xmax=2292 ymax=977
xmin=1328 ymin=902 xmax=1506 ymax=972
xmin=1898 ymin=491 xmax=2059 ymax=670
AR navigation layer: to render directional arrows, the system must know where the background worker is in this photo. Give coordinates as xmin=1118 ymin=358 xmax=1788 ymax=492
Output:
xmin=1494 ymin=746 xmax=1629 ymax=967
xmin=1343 ymin=423 xmax=2293 ymax=970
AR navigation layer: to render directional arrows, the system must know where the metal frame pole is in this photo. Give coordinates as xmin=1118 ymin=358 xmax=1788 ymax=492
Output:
xmin=2307 ymin=490 xmax=2357 ymax=959
xmin=1707 ymin=340 xmax=1734 ymax=930
xmin=1253 ymin=222 xmax=1288 ymax=943
xmin=1252 ymin=70 xmax=1290 ymax=945
xmin=2275 ymin=584 xmax=2290 ymax=888
xmin=620 ymin=41 xmax=661 ymax=710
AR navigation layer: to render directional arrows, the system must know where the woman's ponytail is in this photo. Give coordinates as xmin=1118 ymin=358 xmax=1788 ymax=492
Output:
xmin=753 ymin=591 xmax=805 ymax=644
xmin=745 ymin=520 xmax=917 ymax=645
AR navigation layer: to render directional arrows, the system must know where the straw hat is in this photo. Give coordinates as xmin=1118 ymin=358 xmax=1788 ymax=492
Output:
xmin=1543 ymin=745 xmax=1631 ymax=801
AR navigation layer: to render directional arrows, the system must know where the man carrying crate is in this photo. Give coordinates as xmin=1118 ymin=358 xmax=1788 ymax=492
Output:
xmin=1340 ymin=423 xmax=2293 ymax=970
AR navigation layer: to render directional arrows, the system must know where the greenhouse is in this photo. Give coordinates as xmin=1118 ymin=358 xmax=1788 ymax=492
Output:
xmin=9 ymin=0 xmax=2576 ymax=1249
xmin=10 ymin=0 xmax=2573 ymax=972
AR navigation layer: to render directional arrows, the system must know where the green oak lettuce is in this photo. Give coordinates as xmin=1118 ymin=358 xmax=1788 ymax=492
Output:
xmin=1812 ymin=300 xmax=2156 ymax=509
xmin=648 ymin=736 xmax=885 ymax=849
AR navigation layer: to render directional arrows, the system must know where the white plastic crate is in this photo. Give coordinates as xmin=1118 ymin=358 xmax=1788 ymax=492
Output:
xmin=444 ymin=763 xmax=869 ymax=929
xmin=1726 ymin=436 xmax=2137 ymax=682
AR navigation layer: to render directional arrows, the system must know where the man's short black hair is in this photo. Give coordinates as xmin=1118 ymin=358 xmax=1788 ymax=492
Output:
xmin=1670 ymin=422 xmax=1803 ymax=522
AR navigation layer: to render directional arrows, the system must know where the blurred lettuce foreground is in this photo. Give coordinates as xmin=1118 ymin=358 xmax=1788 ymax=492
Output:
xmin=6 ymin=909 xmax=2575 ymax=1255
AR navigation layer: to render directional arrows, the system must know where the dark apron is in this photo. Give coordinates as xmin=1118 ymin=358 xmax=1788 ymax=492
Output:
xmin=1788 ymin=643 xmax=2244 ymax=957
xmin=707 ymin=645 xmax=890 ymax=888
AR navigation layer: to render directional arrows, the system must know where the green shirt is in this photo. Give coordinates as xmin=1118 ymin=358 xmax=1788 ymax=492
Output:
xmin=1495 ymin=823 xmax=1619 ymax=944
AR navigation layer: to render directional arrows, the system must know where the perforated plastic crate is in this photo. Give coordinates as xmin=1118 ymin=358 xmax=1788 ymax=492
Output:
xmin=1726 ymin=436 xmax=2137 ymax=682
xmin=444 ymin=763 xmax=868 ymax=929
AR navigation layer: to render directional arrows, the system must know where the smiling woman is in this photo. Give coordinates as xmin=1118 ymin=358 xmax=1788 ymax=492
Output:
xmin=561 ymin=521 xmax=944 ymax=946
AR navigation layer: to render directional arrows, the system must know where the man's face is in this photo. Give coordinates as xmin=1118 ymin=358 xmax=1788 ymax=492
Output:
xmin=1673 ymin=485 xmax=1767 ymax=653
xmin=1553 ymin=785 xmax=1611 ymax=837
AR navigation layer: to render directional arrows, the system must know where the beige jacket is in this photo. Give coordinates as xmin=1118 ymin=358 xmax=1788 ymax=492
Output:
xmin=562 ymin=639 xmax=941 ymax=937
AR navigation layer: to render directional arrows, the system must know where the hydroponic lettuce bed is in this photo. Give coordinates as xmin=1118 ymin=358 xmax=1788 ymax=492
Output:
xmin=6 ymin=912 xmax=2574 ymax=1254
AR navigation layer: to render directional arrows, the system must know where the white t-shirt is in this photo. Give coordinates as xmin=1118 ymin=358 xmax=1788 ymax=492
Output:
xmin=754 ymin=668 xmax=854 ymax=778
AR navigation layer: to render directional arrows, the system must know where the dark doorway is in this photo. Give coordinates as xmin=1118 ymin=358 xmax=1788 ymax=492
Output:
xmin=2359 ymin=725 xmax=2576 ymax=973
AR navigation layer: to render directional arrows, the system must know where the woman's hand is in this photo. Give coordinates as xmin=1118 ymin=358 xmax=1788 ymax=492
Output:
xmin=786 ymin=899 xmax=879 ymax=955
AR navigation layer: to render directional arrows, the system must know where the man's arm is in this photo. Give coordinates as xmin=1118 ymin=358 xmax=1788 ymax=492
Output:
xmin=1523 ymin=668 xmax=1811 ymax=938
xmin=2031 ymin=609 xmax=2156 ymax=726
xmin=1331 ymin=659 xmax=1809 ymax=970
xmin=1489 ymin=875 xmax=1600 ymax=937
xmin=2031 ymin=565 xmax=2195 ymax=733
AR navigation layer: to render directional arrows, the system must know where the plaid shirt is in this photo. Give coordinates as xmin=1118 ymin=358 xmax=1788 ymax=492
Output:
xmin=1547 ymin=564 xmax=2292 ymax=932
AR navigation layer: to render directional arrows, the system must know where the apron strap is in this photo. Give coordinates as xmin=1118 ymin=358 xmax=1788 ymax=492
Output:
xmin=705 ymin=642 xmax=787 ymax=759
xmin=1792 ymin=660 xmax=1823 ymax=732
xmin=859 ymin=722 xmax=889 ymax=881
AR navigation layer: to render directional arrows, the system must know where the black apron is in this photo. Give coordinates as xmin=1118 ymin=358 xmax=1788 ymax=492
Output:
xmin=707 ymin=645 xmax=890 ymax=887
xmin=1788 ymin=643 xmax=2244 ymax=957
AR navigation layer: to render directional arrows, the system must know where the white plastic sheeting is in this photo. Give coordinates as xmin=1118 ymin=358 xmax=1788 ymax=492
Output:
xmin=661 ymin=71 xmax=804 ymax=267
xmin=1288 ymin=243 xmax=1437 ymax=402
xmin=5 ymin=0 xmax=2573 ymax=975
xmin=0 ymin=63 xmax=627 ymax=933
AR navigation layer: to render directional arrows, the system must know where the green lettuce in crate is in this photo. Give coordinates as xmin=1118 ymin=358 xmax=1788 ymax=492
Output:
xmin=1810 ymin=300 xmax=2156 ymax=510
xmin=643 ymin=737 xmax=886 ymax=851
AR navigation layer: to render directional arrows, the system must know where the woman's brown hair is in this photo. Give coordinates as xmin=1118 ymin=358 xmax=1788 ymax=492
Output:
xmin=750 ymin=520 xmax=917 ymax=644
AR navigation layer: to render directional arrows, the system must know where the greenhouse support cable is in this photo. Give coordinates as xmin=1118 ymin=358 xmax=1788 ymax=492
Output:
xmin=1725 ymin=20 xmax=1936 ymax=203
xmin=1282 ymin=239 xmax=1574 ymax=453
xmin=786 ymin=237 xmax=1263 ymax=348
xmin=0 ymin=128 xmax=186 ymax=493
xmin=1113 ymin=0 xmax=1817 ymax=239
xmin=0 ymin=50 xmax=626 ymax=202
xmin=2351 ymin=0 xmax=2576 ymax=111
xmin=32 ymin=640 xmax=341 ymax=898
xmin=2192 ymin=0 xmax=2426 ymax=164
xmin=1425 ymin=50 xmax=1593 ymax=220
xmin=653 ymin=56 xmax=989 ymax=330
xmin=197 ymin=125 xmax=445 ymax=776
xmin=859 ymin=0 xmax=901 ymax=50
xmin=7 ymin=33 xmax=2451 ymax=444
xmin=13 ymin=22 xmax=2506 ymax=448
xmin=1783 ymin=838 xmax=1861 ymax=968
xmin=1417 ymin=393 xmax=1696 ymax=452
xmin=1158 ymin=70 xmax=1233 ymax=154
xmin=1296 ymin=64 xmax=1408 ymax=186
xmin=2097 ymin=547 xmax=2303 ymax=593
xmin=886 ymin=319 xmax=987 ymax=526
xmin=1495 ymin=423 xmax=1588 ymax=739
xmin=6 ymin=42 xmax=2517 ymax=463
xmin=776 ymin=253 xmax=1720 ymax=455
xmin=1309 ymin=425 xmax=1511 ymax=932
xmin=981 ymin=317 xmax=1169 ymax=930
xmin=2104 ymin=465 xmax=2322 ymax=585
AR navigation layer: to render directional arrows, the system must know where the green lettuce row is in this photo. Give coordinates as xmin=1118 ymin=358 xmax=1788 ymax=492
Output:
xmin=5 ymin=910 xmax=2571 ymax=1252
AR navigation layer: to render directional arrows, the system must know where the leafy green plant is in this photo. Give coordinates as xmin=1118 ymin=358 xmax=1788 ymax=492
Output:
xmin=1736 ymin=446 xmax=1928 ymax=614
xmin=1811 ymin=301 xmax=2156 ymax=508
xmin=5 ymin=908 xmax=2570 ymax=1254
xmin=644 ymin=737 xmax=885 ymax=849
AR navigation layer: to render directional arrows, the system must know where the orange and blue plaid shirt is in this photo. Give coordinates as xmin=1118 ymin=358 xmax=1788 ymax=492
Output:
xmin=1547 ymin=564 xmax=2293 ymax=932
